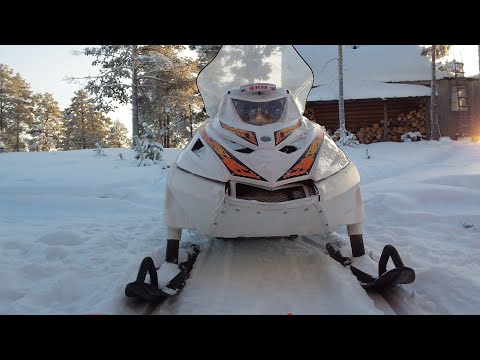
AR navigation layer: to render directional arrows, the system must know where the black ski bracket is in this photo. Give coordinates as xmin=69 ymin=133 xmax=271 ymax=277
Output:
xmin=350 ymin=244 xmax=415 ymax=290
xmin=125 ymin=244 xmax=200 ymax=303
xmin=326 ymin=242 xmax=415 ymax=291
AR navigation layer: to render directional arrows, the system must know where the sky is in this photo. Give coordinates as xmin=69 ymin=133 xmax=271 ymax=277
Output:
xmin=0 ymin=138 xmax=479 ymax=314
xmin=0 ymin=45 xmax=478 ymax=137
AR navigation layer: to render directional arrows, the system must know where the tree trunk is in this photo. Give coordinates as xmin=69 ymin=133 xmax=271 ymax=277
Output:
xmin=430 ymin=45 xmax=437 ymax=140
xmin=0 ymin=80 xmax=4 ymax=132
xmin=15 ymin=115 xmax=19 ymax=152
xmin=166 ymin=114 xmax=170 ymax=148
xmin=43 ymin=116 xmax=48 ymax=150
xmin=131 ymin=45 xmax=139 ymax=140
xmin=0 ymin=99 xmax=3 ymax=133
xmin=81 ymin=108 xmax=86 ymax=149
xmin=338 ymin=45 xmax=346 ymax=138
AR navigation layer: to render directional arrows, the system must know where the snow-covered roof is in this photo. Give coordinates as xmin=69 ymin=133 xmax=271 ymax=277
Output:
xmin=294 ymin=45 xmax=443 ymax=101
xmin=308 ymin=80 xmax=432 ymax=102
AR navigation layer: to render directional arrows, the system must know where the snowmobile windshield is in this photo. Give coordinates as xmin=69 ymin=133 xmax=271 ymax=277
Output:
xmin=197 ymin=45 xmax=313 ymax=119
xmin=232 ymin=97 xmax=286 ymax=125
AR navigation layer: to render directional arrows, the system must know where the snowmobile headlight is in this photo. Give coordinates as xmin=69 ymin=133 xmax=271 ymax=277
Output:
xmin=232 ymin=98 xmax=286 ymax=126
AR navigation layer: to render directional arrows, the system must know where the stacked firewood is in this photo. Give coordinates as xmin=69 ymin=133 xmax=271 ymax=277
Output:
xmin=304 ymin=104 xmax=427 ymax=144
xmin=355 ymin=104 xmax=427 ymax=144
xmin=304 ymin=108 xmax=316 ymax=121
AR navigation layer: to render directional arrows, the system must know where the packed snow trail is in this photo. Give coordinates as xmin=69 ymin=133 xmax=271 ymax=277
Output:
xmin=112 ymin=231 xmax=449 ymax=315
xmin=146 ymin=234 xmax=384 ymax=315
xmin=2 ymin=141 xmax=479 ymax=315
xmin=118 ymin=232 xmax=438 ymax=315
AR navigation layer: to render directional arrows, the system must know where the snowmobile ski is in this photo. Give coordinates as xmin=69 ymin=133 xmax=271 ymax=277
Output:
xmin=327 ymin=242 xmax=415 ymax=291
xmin=125 ymin=243 xmax=200 ymax=304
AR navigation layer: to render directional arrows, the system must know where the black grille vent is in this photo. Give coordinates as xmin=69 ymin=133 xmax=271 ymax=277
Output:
xmin=236 ymin=183 xmax=306 ymax=203
xmin=235 ymin=147 xmax=254 ymax=154
xmin=279 ymin=145 xmax=298 ymax=154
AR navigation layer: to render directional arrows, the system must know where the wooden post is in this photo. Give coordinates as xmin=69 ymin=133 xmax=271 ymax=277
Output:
xmin=430 ymin=45 xmax=437 ymax=140
xmin=383 ymin=100 xmax=388 ymax=142
xmin=338 ymin=45 xmax=346 ymax=138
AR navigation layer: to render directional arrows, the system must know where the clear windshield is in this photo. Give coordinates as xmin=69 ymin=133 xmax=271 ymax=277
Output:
xmin=197 ymin=45 xmax=314 ymax=119
xmin=232 ymin=97 xmax=286 ymax=126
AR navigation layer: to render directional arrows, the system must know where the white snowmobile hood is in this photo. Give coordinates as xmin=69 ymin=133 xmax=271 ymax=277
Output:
xmin=175 ymin=45 xmax=350 ymax=187
xmin=176 ymin=114 xmax=350 ymax=187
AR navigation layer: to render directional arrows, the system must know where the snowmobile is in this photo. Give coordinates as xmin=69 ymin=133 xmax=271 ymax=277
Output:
xmin=125 ymin=45 xmax=415 ymax=304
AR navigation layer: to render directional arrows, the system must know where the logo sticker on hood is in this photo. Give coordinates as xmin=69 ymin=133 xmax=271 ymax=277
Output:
xmin=200 ymin=127 xmax=266 ymax=181
xmin=220 ymin=121 xmax=258 ymax=146
xmin=277 ymin=129 xmax=324 ymax=181
xmin=274 ymin=120 xmax=302 ymax=146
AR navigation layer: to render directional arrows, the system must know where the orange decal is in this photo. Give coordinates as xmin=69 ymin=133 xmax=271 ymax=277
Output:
xmin=274 ymin=120 xmax=302 ymax=146
xmin=220 ymin=122 xmax=258 ymax=146
xmin=200 ymin=127 xmax=266 ymax=181
xmin=278 ymin=130 xmax=324 ymax=181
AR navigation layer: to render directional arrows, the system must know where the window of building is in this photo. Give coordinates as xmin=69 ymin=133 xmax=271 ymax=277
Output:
xmin=451 ymin=85 xmax=468 ymax=111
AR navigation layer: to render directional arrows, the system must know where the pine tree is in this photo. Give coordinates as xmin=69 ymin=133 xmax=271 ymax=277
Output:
xmin=0 ymin=64 xmax=14 ymax=134
xmin=0 ymin=65 xmax=35 ymax=151
xmin=29 ymin=93 xmax=65 ymax=151
xmin=189 ymin=45 xmax=222 ymax=69
xmin=3 ymin=73 xmax=34 ymax=152
xmin=140 ymin=53 xmax=204 ymax=148
xmin=63 ymin=90 xmax=93 ymax=150
xmin=69 ymin=45 xmax=187 ymax=139
xmin=63 ymin=90 xmax=112 ymax=150
xmin=134 ymin=122 xmax=163 ymax=166
xmin=87 ymin=112 xmax=112 ymax=148
xmin=107 ymin=120 xmax=130 ymax=148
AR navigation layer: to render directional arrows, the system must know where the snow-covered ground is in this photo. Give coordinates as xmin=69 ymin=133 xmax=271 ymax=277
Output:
xmin=1 ymin=138 xmax=479 ymax=315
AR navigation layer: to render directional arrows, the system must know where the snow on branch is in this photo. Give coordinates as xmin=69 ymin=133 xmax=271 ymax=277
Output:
xmin=134 ymin=122 xmax=164 ymax=166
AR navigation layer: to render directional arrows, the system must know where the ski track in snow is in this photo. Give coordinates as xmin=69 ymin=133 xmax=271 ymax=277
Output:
xmin=152 ymin=235 xmax=384 ymax=315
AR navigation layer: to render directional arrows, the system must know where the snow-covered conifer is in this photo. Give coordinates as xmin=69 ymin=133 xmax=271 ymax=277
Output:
xmin=134 ymin=122 xmax=163 ymax=166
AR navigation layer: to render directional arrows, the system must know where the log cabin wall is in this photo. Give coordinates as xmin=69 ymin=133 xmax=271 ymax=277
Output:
xmin=305 ymin=97 xmax=429 ymax=136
